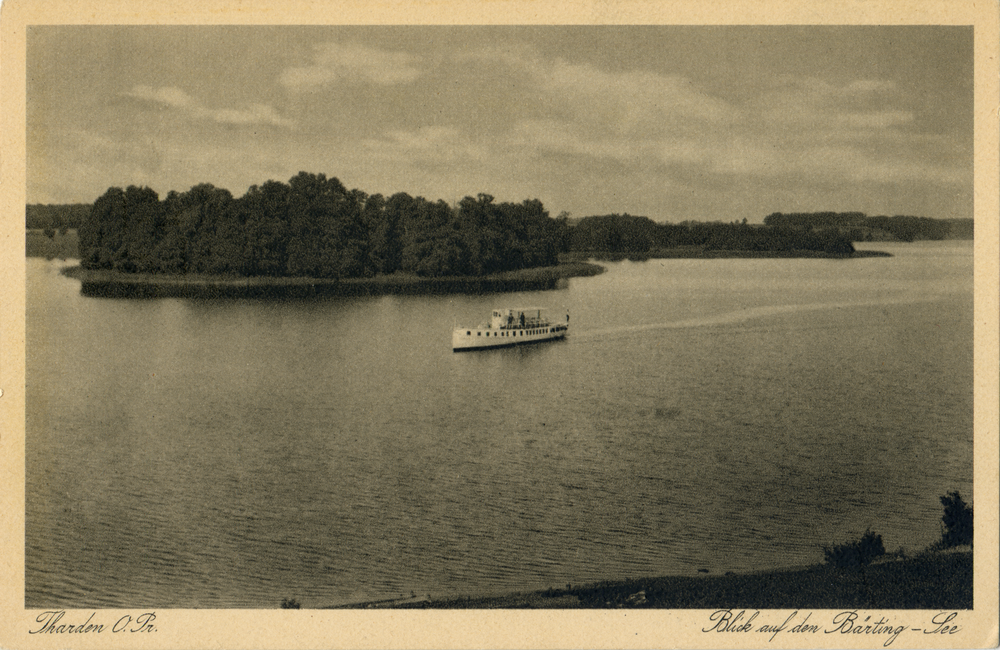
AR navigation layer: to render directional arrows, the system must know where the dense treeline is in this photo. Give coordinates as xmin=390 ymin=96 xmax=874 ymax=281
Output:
xmin=569 ymin=214 xmax=855 ymax=255
xmin=764 ymin=212 xmax=972 ymax=242
xmin=61 ymin=179 xmax=971 ymax=272
xmin=26 ymin=204 xmax=90 ymax=233
xmin=77 ymin=173 xmax=566 ymax=278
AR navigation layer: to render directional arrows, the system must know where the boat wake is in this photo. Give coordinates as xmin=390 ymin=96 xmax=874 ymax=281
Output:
xmin=571 ymin=293 xmax=947 ymax=341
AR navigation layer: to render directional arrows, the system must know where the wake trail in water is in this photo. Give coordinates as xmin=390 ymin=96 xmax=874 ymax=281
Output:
xmin=572 ymin=293 xmax=943 ymax=340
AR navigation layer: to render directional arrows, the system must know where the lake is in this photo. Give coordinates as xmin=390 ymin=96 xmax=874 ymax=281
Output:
xmin=25 ymin=241 xmax=973 ymax=608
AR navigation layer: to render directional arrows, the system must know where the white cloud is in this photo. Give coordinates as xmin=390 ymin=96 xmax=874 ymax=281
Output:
xmin=360 ymin=126 xmax=487 ymax=164
xmin=483 ymin=59 xmax=964 ymax=192
xmin=507 ymin=118 xmax=709 ymax=169
xmin=836 ymin=111 xmax=914 ymax=129
xmin=709 ymin=140 xmax=967 ymax=186
xmin=509 ymin=119 xmax=634 ymax=160
xmin=485 ymin=49 xmax=736 ymax=137
xmin=543 ymin=60 xmax=735 ymax=128
xmin=125 ymin=85 xmax=294 ymax=128
xmin=845 ymin=79 xmax=896 ymax=94
xmin=280 ymin=42 xmax=423 ymax=90
xmin=756 ymin=76 xmax=908 ymax=133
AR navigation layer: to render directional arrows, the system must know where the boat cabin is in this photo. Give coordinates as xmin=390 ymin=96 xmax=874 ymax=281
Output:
xmin=492 ymin=308 xmax=543 ymax=330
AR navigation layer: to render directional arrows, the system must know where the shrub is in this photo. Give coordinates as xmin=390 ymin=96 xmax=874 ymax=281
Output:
xmin=939 ymin=491 xmax=973 ymax=548
xmin=823 ymin=529 xmax=885 ymax=568
xmin=280 ymin=598 xmax=301 ymax=609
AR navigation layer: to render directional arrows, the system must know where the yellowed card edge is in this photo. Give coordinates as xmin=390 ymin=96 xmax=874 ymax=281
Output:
xmin=1 ymin=1 xmax=996 ymax=649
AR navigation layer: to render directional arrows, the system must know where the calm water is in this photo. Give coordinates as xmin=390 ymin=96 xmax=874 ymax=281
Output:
xmin=25 ymin=241 xmax=973 ymax=608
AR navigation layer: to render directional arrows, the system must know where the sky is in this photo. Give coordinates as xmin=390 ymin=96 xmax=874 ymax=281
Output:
xmin=26 ymin=26 xmax=973 ymax=223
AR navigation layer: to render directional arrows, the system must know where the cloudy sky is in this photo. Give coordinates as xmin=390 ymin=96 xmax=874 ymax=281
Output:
xmin=27 ymin=26 xmax=972 ymax=222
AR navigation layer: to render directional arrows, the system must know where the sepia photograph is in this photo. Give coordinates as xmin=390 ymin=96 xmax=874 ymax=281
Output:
xmin=2 ymin=2 xmax=997 ymax=649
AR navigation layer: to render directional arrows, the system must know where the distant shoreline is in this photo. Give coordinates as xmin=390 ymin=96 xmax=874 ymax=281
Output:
xmin=562 ymin=247 xmax=893 ymax=262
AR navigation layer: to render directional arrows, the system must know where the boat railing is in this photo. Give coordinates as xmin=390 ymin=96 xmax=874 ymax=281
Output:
xmin=499 ymin=318 xmax=547 ymax=329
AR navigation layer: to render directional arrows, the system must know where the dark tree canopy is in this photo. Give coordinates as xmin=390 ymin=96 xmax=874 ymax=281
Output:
xmin=939 ymin=491 xmax=973 ymax=548
xmin=77 ymin=177 xmax=965 ymax=274
xmin=79 ymin=175 xmax=567 ymax=278
xmin=567 ymin=215 xmax=856 ymax=255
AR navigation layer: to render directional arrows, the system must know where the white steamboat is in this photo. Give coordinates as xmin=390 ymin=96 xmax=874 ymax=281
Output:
xmin=453 ymin=307 xmax=569 ymax=352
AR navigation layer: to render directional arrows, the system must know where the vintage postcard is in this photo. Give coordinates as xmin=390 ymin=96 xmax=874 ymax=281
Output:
xmin=1 ymin=1 xmax=997 ymax=648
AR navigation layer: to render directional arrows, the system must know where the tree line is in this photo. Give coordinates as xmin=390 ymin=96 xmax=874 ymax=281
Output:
xmin=764 ymin=212 xmax=973 ymax=242
xmin=77 ymin=173 xmax=566 ymax=278
xmin=26 ymin=204 xmax=90 ymax=234
xmin=569 ymin=214 xmax=856 ymax=255
xmin=45 ymin=177 xmax=973 ymax=275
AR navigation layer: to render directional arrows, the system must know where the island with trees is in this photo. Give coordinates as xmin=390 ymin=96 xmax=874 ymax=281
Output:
xmin=27 ymin=172 xmax=973 ymax=297
xmin=59 ymin=172 xmax=598 ymax=297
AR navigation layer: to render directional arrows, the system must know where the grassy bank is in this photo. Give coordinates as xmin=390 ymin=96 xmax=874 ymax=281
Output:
xmin=338 ymin=549 xmax=971 ymax=610
xmin=61 ymin=261 xmax=605 ymax=299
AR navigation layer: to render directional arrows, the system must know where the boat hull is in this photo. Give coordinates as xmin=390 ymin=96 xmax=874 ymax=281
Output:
xmin=452 ymin=324 xmax=568 ymax=351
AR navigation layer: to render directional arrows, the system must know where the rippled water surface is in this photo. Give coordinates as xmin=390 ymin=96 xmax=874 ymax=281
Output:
xmin=26 ymin=242 xmax=973 ymax=608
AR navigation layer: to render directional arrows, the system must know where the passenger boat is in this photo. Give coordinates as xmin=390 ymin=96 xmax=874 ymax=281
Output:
xmin=453 ymin=307 xmax=569 ymax=351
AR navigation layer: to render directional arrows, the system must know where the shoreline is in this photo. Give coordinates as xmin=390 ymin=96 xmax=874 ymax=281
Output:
xmin=60 ymin=262 xmax=605 ymax=299
xmin=331 ymin=548 xmax=971 ymax=610
xmin=561 ymin=248 xmax=893 ymax=262
xmin=52 ymin=246 xmax=895 ymax=300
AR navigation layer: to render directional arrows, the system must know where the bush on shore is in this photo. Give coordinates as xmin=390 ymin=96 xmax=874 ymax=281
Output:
xmin=936 ymin=491 xmax=973 ymax=549
xmin=823 ymin=528 xmax=885 ymax=569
